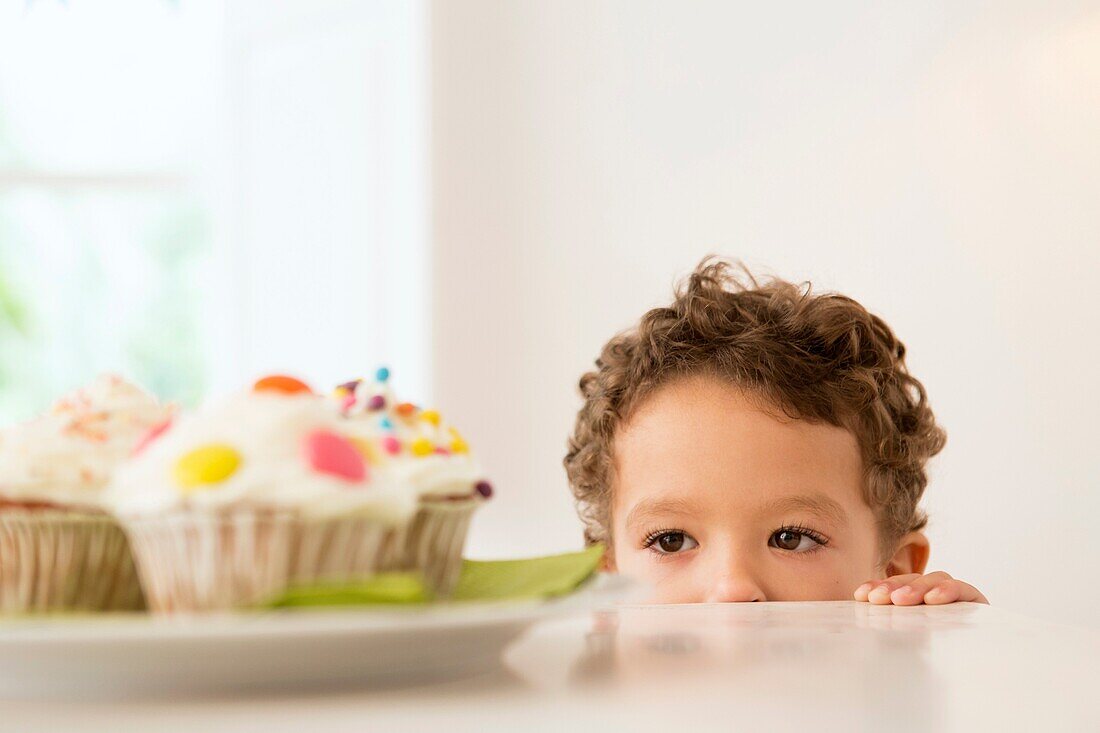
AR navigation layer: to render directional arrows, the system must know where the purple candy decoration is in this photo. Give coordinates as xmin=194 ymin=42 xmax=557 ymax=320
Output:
xmin=367 ymin=394 xmax=386 ymax=411
xmin=474 ymin=480 xmax=493 ymax=499
xmin=338 ymin=379 xmax=362 ymax=393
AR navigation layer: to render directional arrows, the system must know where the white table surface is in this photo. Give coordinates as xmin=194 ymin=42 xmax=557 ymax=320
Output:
xmin=1 ymin=601 xmax=1097 ymax=732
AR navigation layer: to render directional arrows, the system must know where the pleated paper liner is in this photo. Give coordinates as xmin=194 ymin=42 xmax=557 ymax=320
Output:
xmin=0 ymin=508 xmax=145 ymax=613
xmin=123 ymin=500 xmax=478 ymax=614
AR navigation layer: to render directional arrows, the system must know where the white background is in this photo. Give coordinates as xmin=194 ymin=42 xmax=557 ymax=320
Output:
xmin=431 ymin=1 xmax=1100 ymax=629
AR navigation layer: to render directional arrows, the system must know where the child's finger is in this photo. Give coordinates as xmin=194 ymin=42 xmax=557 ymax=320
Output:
xmin=924 ymin=579 xmax=989 ymax=605
xmin=858 ymin=574 xmax=922 ymax=604
xmin=886 ymin=571 xmax=955 ymax=606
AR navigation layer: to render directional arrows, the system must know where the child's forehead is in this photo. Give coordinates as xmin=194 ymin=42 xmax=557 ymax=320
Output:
xmin=612 ymin=374 xmax=865 ymax=514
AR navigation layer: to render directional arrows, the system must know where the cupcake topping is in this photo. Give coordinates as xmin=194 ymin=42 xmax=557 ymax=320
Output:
xmin=174 ymin=444 xmax=241 ymax=491
xmin=303 ymin=429 xmax=367 ymax=483
xmin=107 ymin=367 xmax=492 ymax=520
xmin=0 ymin=374 xmax=173 ymax=509
xmin=253 ymin=374 xmax=313 ymax=396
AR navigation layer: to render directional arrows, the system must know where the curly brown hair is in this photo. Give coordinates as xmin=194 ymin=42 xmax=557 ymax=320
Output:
xmin=564 ymin=257 xmax=946 ymax=556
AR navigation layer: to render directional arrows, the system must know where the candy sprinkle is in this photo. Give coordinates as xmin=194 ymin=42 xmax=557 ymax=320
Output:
xmin=419 ymin=409 xmax=441 ymax=427
xmin=448 ymin=427 xmax=469 ymax=454
xmin=367 ymin=394 xmax=386 ymax=411
xmin=303 ymin=430 xmax=367 ymax=482
xmin=410 ymin=437 xmax=434 ymax=457
xmin=379 ymin=416 xmax=394 ymax=431
xmin=381 ymin=435 xmax=401 ymax=455
xmin=474 ymin=480 xmax=493 ymax=499
xmin=174 ymin=444 xmax=241 ymax=491
xmin=132 ymin=417 xmax=173 ymax=456
xmin=375 ymin=366 xmax=391 ymax=383
xmin=254 ymin=375 xmax=313 ymax=395
xmin=337 ymin=379 xmax=362 ymax=393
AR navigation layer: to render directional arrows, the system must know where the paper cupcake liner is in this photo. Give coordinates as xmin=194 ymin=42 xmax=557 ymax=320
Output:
xmin=0 ymin=509 xmax=145 ymax=613
xmin=123 ymin=501 xmax=479 ymax=614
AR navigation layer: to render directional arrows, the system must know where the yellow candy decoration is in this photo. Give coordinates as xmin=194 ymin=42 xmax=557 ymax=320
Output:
xmin=410 ymin=437 xmax=434 ymax=457
xmin=174 ymin=444 xmax=241 ymax=491
xmin=448 ymin=427 xmax=469 ymax=454
xmin=419 ymin=409 xmax=441 ymax=427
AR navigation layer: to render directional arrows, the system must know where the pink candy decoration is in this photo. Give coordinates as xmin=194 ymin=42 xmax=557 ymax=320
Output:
xmin=132 ymin=418 xmax=173 ymax=456
xmin=381 ymin=435 xmax=401 ymax=455
xmin=341 ymin=394 xmax=357 ymax=411
xmin=303 ymin=429 xmax=367 ymax=482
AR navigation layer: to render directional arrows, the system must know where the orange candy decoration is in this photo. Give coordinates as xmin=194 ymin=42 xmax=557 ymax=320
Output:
xmin=253 ymin=375 xmax=313 ymax=395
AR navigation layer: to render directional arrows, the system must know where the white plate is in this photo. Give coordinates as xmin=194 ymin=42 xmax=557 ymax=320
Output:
xmin=0 ymin=575 xmax=637 ymax=699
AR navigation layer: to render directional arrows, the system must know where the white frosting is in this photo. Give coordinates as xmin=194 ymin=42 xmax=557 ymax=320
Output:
xmin=0 ymin=375 xmax=173 ymax=510
xmin=106 ymin=379 xmax=487 ymax=523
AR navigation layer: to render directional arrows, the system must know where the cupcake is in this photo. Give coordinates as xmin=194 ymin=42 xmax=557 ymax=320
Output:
xmin=109 ymin=372 xmax=490 ymax=613
xmin=0 ymin=375 xmax=172 ymax=613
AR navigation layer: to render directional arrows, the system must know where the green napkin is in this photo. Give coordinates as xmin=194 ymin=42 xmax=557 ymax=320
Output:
xmin=267 ymin=544 xmax=605 ymax=608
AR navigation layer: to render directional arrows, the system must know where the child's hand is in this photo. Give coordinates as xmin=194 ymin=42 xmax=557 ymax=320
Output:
xmin=853 ymin=572 xmax=989 ymax=605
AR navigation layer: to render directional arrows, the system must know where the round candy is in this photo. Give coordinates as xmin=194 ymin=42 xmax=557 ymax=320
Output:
xmin=381 ymin=435 xmax=401 ymax=455
xmin=410 ymin=437 xmax=434 ymax=457
xmin=375 ymin=366 xmax=390 ymax=383
xmin=303 ymin=430 xmax=367 ymax=482
xmin=174 ymin=444 xmax=241 ymax=491
xmin=132 ymin=417 xmax=173 ymax=456
xmin=395 ymin=402 xmax=418 ymax=418
xmin=367 ymin=394 xmax=386 ymax=411
xmin=474 ymin=480 xmax=493 ymax=499
xmin=379 ymin=416 xmax=394 ymax=431
xmin=419 ymin=409 xmax=441 ymax=427
xmin=254 ymin=374 xmax=313 ymax=395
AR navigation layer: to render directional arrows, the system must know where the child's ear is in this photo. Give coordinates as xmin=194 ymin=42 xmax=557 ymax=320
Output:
xmin=885 ymin=531 xmax=930 ymax=576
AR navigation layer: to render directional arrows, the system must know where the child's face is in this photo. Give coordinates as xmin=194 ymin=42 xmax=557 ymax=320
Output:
xmin=609 ymin=374 xmax=884 ymax=603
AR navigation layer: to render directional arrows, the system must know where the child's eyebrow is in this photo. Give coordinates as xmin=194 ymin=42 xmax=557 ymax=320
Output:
xmin=763 ymin=493 xmax=849 ymax=527
xmin=625 ymin=497 xmax=702 ymax=531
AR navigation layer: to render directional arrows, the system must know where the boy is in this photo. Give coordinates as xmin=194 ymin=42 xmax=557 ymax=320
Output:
xmin=565 ymin=258 xmax=987 ymax=605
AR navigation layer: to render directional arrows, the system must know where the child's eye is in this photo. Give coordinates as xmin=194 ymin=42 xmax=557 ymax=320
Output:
xmin=768 ymin=528 xmax=826 ymax=553
xmin=643 ymin=531 xmax=699 ymax=555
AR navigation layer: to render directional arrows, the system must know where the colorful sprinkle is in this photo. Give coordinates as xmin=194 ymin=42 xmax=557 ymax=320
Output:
xmin=367 ymin=394 xmax=386 ymax=411
xmin=395 ymin=402 xmax=418 ymax=418
xmin=381 ymin=435 xmax=401 ymax=455
xmin=337 ymin=379 xmax=362 ymax=393
xmin=474 ymin=480 xmax=493 ymax=499
xmin=434 ymin=446 xmax=451 ymax=455
xmin=410 ymin=437 xmax=434 ymax=457
xmin=375 ymin=366 xmax=391 ymax=383
xmin=379 ymin=416 xmax=394 ymax=430
xmin=254 ymin=374 xmax=313 ymax=395
xmin=341 ymin=394 xmax=357 ymax=411
xmin=132 ymin=417 xmax=173 ymax=456
xmin=174 ymin=444 xmax=241 ymax=491
xmin=419 ymin=409 xmax=441 ymax=427
xmin=303 ymin=429 xmax=367 ymax=482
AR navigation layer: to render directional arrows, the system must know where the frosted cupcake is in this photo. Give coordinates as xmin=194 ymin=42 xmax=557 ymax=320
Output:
xmin=0 ymin=375 xmax=172 ymax=613
xmin=109 ymin=372 xmax=491 ymax=613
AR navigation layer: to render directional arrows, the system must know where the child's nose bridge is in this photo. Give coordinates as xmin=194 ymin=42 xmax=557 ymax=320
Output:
xmin=704 ymin=551 xmax=766 ymax=603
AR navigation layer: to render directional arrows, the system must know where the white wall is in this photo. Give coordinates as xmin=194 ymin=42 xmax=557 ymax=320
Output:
xmin=432 ymin=1 xmax=1100 ymax=628
xmin=213 ymin=0 xmax=431 ymax=401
